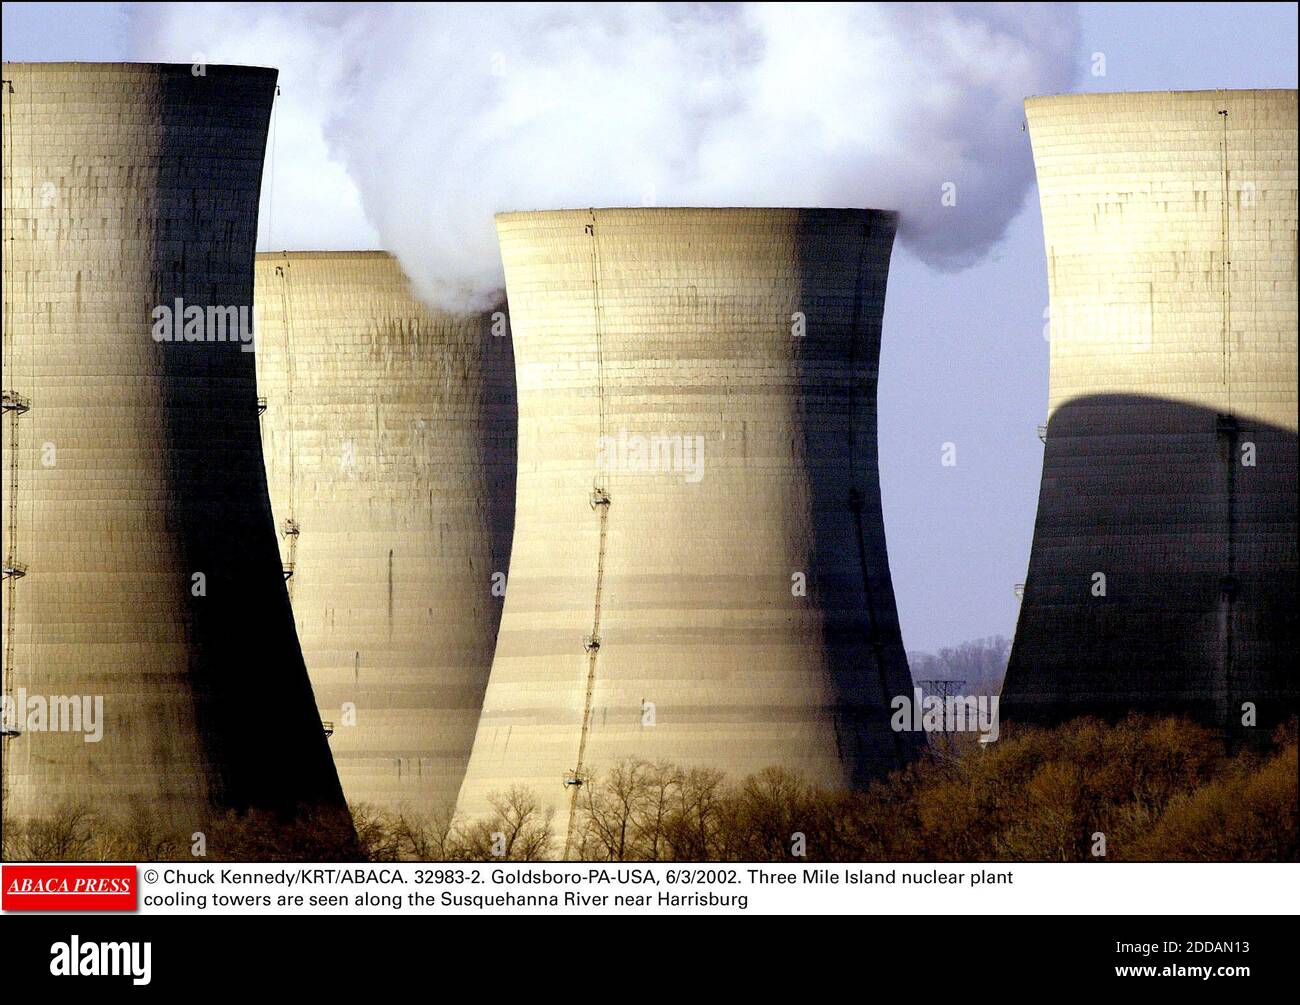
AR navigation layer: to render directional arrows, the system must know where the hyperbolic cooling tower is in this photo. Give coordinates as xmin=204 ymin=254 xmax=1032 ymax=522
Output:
xmin=253 ymin=251 xmax=515 ymax=815
xmin=457 ymin=207 xmax=919 ymax=852
xmin=1003 ymin=90 xmax=1298 ymax=729
xmin=0 ymin=63 xmax=346 ymax=842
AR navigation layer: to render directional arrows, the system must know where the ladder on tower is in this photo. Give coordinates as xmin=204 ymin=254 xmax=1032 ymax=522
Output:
xmin=2 ymin=394 xmax=30 ymax=733
xmin=1 ymin=72 xmax=29 ymax=844
xmin=563 ymin=211 xmax=613 ymax=861
xmin=275 ymin=262 xmax=302 ymax=602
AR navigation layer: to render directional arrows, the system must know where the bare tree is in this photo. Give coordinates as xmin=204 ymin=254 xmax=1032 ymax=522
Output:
xmin=10 ymin=803 xmax=96 ymax=860
xmin=661 ymin=766 xmax=727 ymax=861
xmin=634 ymin=761 xmax=684 ymax=861
xmin=577 ymin=759 xmax=648 ymax=860
xmin=464 ymin=786 xmax=555 ymax=861
xmin=350 ymin=803 xmax=403 ymax=862
xmin=392 ymin=802 xmax=466 ymax=861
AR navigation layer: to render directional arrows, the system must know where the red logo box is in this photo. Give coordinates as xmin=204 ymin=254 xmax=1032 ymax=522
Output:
xmin=2 ymin=865 xmax=137 ymax=911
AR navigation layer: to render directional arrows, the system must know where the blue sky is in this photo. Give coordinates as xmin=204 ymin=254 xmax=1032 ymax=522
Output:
xmin=3 ymin=2 xmax=1296 ymax=652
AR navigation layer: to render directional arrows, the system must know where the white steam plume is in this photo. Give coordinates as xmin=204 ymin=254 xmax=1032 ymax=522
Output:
xmin=130 ymin=2 xmax=1080 ymax=310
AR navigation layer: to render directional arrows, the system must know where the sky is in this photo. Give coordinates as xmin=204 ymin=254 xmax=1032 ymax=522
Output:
xmin=2 ymin=2 xmax=1297 ymax=652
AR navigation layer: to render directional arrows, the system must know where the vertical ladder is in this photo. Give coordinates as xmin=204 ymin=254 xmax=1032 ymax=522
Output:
xmin=0 ymin=77 xmax=25 ymax=833
xmin=563 ymin=212 xmax=611 ymax=859
xmin=1 ymin=394 xmax=28 ymax=738
xmin=274 ymin=262 xmax=301 ymax=599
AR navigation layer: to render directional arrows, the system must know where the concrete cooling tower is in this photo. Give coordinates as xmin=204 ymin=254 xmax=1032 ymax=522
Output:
xmin=1003 ymin=90 xmax=1298 ymax=730
xmin=0 ymin=63 xmax=347 ymax=844
xmin=457 ymin=207 xmax=920 ymax=854
xmin=254 ymin=252 xmax=516 ymax=816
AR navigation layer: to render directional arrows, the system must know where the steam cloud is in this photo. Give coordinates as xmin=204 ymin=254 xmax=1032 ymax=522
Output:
xmin=131 ymin=3 xmax=1081 ymax=310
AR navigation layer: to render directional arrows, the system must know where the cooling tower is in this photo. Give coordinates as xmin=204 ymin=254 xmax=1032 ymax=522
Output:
xmin=0 ymin=63 xmax=347 ymax=844
xmin=253 ymin=251 xmax=515 ymax=815
xmin=1003 ymin=90 xmax=1298 ymax=730
xmin=457 ymin=207 xmax=919 ymax=853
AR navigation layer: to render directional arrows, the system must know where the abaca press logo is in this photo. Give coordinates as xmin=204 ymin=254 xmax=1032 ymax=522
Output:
xmin=2 ymin=865 xmax=138 ymax=911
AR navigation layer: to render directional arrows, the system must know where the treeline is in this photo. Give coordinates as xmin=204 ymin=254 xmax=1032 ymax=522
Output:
xmin=5 ymin=715 xmax=1295 ymax=862
xmin=907 ymin=635 xmax=1010 ymax=698
xmin=2 ymin=804 xmax=358 ymax=862
xmin=354 ymin=713 xmax=1296 ymax=862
